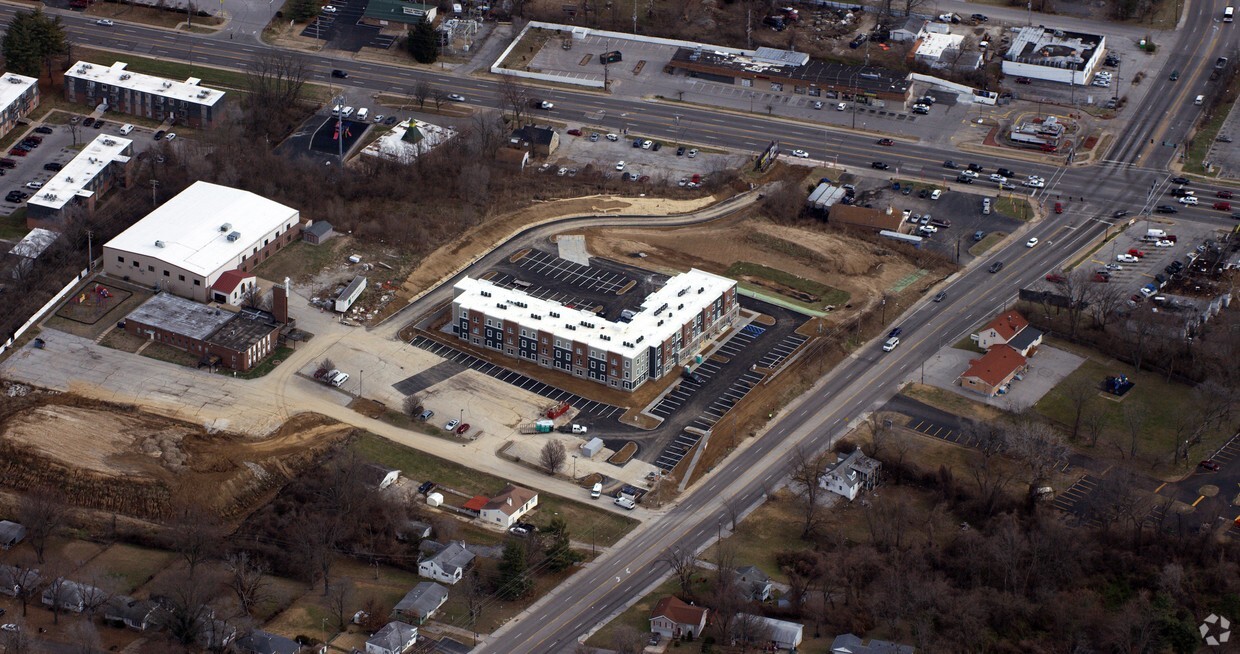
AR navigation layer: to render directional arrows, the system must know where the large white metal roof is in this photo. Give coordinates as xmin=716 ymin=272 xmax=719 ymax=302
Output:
xmin=28 ymin=134 xmax=132 ymax=211
xmin=64 ymin=61 xmax=226 ymax=107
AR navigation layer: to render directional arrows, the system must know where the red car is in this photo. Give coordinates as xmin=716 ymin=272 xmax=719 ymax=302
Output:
xmin=1055 ymin=202 xmax=1064 ymax=214
xmin=1046 ymin=273 xmax=1066 ymax=283
xmin=1128 ymin=249 xmax=1146 ymax=257
xmin=8 ymin=149 xmax=25 ymax=157
xmin=877 ymin=138 xmax=895 ymax=146
xmin=456 ymin=423 xmax=471 ymax=435
xmin=1218 ymin=190 xmax=1234 ymax=199
xmin=1093 ymin=273 xmax=1110 ymax=283
xmin=1200 ymin=459 xmax=1221 ymax=472
xmin=1215 ymin=201 xmax=1232 ymax=211
xmin=567 ymin=129 xmax=582 ymax=136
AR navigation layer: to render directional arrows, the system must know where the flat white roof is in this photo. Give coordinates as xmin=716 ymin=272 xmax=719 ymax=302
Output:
xmin=104 ymin=181 xmax=299 ymax=277
xmin=361 ymin=119 xmax=457 ymax=163
xmin=916 ymin=32 xmax=964 ymax=60
xmin=28 ymin=134 xmax=132 ymax=211
xmin=65 ymin=61 xmax=225 ymax=107
xmin=0 ymin=73 xmax=37 ymax=113
xmin=454 ymin=269 xmax=734 ymax=357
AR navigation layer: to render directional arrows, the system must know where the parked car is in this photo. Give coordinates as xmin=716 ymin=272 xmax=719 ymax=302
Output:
xmin=153 ymin=130 xmax=166 ymax=140
xmin=1200 ymin=459 xmax=1221 ymax=471
xmin=444 ymin=419 xmax=460 ymax=431
xmin=566 ymin=129 xmax=582 ymax=136
xmin=34 ymin=126 xmax=53 ymax=134
xmin=930 ymin=189 xmax=942 ymax=200
xmin=83 ymin=117 xmax=95 ymax=127
xmin=456 ymin=423 xmax=471 ymax=435
xmin=1046 ymin=273 xmax=1066 ymax=283
xmin=1170 ymin=176 xmax=1189 ymax=184
xmin=43 ymin=162 xmax=62 ymax=171
xmin=1116 ymin=254 xmax=1139 ymax=263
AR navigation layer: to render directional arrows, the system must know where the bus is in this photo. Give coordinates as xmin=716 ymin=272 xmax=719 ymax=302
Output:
xmin=1226 ymin=6 xmax=1234 ymax=22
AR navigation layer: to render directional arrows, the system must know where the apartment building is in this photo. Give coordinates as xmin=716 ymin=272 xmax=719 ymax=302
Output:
xmin=63 ymin=61 xmax=225 ymax=128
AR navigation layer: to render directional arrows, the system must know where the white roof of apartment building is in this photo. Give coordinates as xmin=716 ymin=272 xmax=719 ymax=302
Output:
xmin=104 ymin=181 xmax=299 ymax=277
xmin=0 ymin=73 xmax=37 ymax=112
xmin=64 ymin=61 xmax=226 ymax=107
xmin=28 ymin=134 xmax=132 ymax=211
xmin=453 ymin=269 xmax=734 ymax=357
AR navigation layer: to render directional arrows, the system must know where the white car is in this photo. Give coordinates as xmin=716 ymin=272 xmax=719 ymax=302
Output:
xmin=1023 ymin=179 xmax=1045 ymax=188
xmin=444 ymin=419 xmax=460 ymax=431
xmin=165 ymin=133 xmax=176 ymax=141
xmin=989 ymin=173 xmax=1007 ymax=182
xmin=930 ymin=189 xmax=942 ymax=200
xmin=641 ymin=139 xmax=653 ymax=149
xmin=962 ymin=169 xmax=980 ymax=178
xmin=615 ymin=161 xmax=625 ymax=171
xmin=447 ymin=93 xmax=465 ymax=102
xmin=539 ymin=101 xmax=554 ymax=109
xmin=790 ymin=149 xmax=809 ymax=158
xmin=0 ymin=624 xmax=17 ymax=632
xmin=1105 ymin=263 xmax=1123 ymax=271
xmin=1026 ymin=237 xmax=1039 ymax=248
xmin=901 ymin=209 xmax=912 ymax=220
xmin=96 ymin=18 xmax=115 ymax=25
xmin=836 ymin=102 xmax=847 ymax=111
xmin=687 ymin=148 xmax=698 ymax=158
xmin=1178 ymin=196 xmax=1199 ymax=205
xmin=556 ymin=167 xmax=568 ymax=176
xmin=322 ymin=5 xmax=337 ymax=11
xmin=606 ymin=133 xmax=619 ymax=141
xmin=1116 ymin=253 xmax=1139 ymax=263
xmin=919 ymin=225 xmax=938 ymax=233
xmin=24 ymin=182 xmax=41 ymax=190
xmin=1155 ymin=239 xmax=1175 ymax=247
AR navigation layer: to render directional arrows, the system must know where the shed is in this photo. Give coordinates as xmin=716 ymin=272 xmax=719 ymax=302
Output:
xmin=303 ymin=221 xmax=335 ymax=245
xmin=335 ymin=275 xmax=367 ymax=313
xmin=0 ymin=520 xmax=25 ymax=549
xmin=426 ymin=492 xmax=444 ymax=507
xmin=581 ymin=437 xmax=604 ymax=458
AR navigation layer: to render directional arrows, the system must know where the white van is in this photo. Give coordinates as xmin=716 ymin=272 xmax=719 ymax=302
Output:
xmin=614 ymin=496 xmax=636 ymax=510
xmin=328 ymin=370 xmax=350 ymax=387
xmin=591 ymin=483 xmax=602 ymax=499
xmin=341 ymin=106 xmax=355 ymax=118
xmin=882 ymin=337 xmax=900 ymax=352
xmin=119 ymin=124 xmax=134 ymax=135
xmin=1194 ymin=95 xmax=1205 ymax=106
xmin=356 ymin=107 xmax=369 ymax=121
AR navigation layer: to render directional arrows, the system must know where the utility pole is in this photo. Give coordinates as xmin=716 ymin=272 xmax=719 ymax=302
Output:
xmin=86 ymin=230 xmax=92 ymax=272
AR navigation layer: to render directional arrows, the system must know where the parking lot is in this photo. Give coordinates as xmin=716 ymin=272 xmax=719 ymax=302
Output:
xmin=547 ymin=132 xmax=737 ymax=186
xmin=299 ymin=0 xmax=396 ymax=51
xmin=484 ymin=248 xmax=666 ymax=321
xmin=1071 ymin=217 xmax=1226 ymax=301
xmin=863 ymin=178 xmax=1027 ymax=261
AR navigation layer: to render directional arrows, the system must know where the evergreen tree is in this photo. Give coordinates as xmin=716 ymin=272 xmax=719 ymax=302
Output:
xmin=2 ymin=9 xmax=67 ymax=78
xmin=495 ymin=540 xmax=532 ymax=600
xmin=544 ymin=516 xmax=584 ymax=572
xmin=286 ymin=0 xmax=318 ymax=23
xmin=406 ymin=18 xmax=440 ymax=64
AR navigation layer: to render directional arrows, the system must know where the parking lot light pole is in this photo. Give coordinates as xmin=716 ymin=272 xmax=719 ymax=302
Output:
xmin=572 ymin=454 xmax=578 ymax=479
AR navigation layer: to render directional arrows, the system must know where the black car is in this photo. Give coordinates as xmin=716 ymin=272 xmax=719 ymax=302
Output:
xmin=967 ymin=163 xmax=984 ymax=172
xmin=82 ymin=117 xmax=95 ymax=127
xmin=997 ymin=167 xmax=1015 ymax=177
xmin=42 ymin=162 xmax=62 ymax=171
xmin=94 ymin=120 xmax=104 ymax=129
xmin=918 ymin=189 xmax=929 ymax=199
xmin=933 ymin=291 xmax=946 ymax=302
xmin=871 ymin=161 xmax=889 ymax=170
xmin=1112 ymin=210 xmax=1130 ymax=218
xmin=888 ymin=327 xmax=903 ymax=338
xmin=417 ymin=481 xmax=436 ymax=495
xmin=971 ymin=12 xmax=988 ymax=21
xmin=651 ymin=142 xmax=661 ymax=151
xmin=154 ymin=130 xmax=166 ymax=140
xmin=1170 ymin=176 xmax=1190 ymax=184
xmin=331 ymin=69 xmax=348 ymax=78
xmin=943 ymin=160 xmax=957 ymax=168
xmin=1156 ymin=205 xmax=1179 ymax=214
xmin=632 ymin=138 xmax=641 ymax=148
xmin=34 ymin=126 xmax=53 ymax=134
xmin=682 ymin=371 xmax=705 ymax=384
xmin=956 ymin=174 xmax=974 ymax=184
xmin=384 ymin=115 xmax=398 ymax=125
xmin=988 ymin=261 xmax=1004 ymax=273
xmin=676 ymin=146 xmax=685 ymax=156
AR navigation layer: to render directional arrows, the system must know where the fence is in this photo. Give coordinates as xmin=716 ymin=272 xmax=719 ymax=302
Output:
xmin=0 ymin=267 xmax=90 ymax=358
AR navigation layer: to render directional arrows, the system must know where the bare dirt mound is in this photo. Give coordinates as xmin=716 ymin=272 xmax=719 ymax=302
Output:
xmin=0 ymin=395 xmax=353 ymax=520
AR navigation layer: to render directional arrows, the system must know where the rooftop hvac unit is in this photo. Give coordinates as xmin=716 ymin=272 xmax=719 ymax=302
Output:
xmin=119 ymin=74 xmax=131 ymax=80
xmin=162 ymin=82 xmax=172 ymax=88
xmin=226 ymin=231 xmax=241 ymax=242
xmin=219 ymin=223 xmax=232 ymax=232
xmin=154 ymin=240 xmax=165 ymax=248
xmin=6 ymin=76 xmax=21 ymax=84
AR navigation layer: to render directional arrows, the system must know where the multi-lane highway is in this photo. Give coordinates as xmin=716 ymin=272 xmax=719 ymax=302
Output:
xmin=18 ymin=3 xmax=1238 ymax=651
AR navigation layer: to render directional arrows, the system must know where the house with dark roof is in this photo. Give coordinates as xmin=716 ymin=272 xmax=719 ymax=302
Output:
xmin=103 ymin=595 xmax=162 ymax=631
xmin=479 ymin=485 xmax=538 ymax=528
xmin=360 ymin=0 xmax=437 ymax=31
xmin=890 ymin=16 xmax=927 ymax=42
xmin=819 ymin=448 xmax=882 ymax=501
xmin=41 ymin=578 xmax=105 ymax=613
xmin=958 ymin=345 xmax=1028 ymax=397
xmin=233 ymin=629 xmax=302 ymax=654
xmin=418 ymin=541 xmax=475 ymax=585
xmin=831 ymin=632 xmax=916 ymax=653
xmin=827 ymin=205 xmax=904 ymax=233
xmin=393 ymin=582 xmax=449 ymax=623
xmin=649 ymin=596 xmax=708 ymax=639
xmin=494 ymin=147 xmax=530 ymax=171
xmin=734 ymin=565 xmax=773 ymax=602
xmin=974 ymin=310 xmax=1031 ymax=350
xmin=302 ymin=221 xmax=335 ymax=245
xmin=509 ymin=125 xmax=560 ymax=157
xmin=209 ymin=269 xmax=258 ymax=306
xmin=365 ymin=620 xmax=419 ymax=654
xmin=0 ymin=520 xmax=25 ymax=549
xmin=0 ymin=564 xmax=39 ymax=597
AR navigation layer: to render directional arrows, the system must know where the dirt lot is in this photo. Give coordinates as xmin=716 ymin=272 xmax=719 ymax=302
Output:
xmin=583 ymin=213 xmax=938 ymax=321
xmin=0 ymin=390 xmax=354 ymax=520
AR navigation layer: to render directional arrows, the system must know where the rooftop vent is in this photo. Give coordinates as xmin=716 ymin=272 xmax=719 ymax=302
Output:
xmin=219 ymin=222 xmax=232 ymax=232
xmin=226 ymin=231 xmax=241 ymax=242
xmin=154 ymin=240 xmax=165 ymax=248
xmin=119 ymin=74 xmax=131 ymax=81
xmin=5 ymin=76 xmax=22 ymax=84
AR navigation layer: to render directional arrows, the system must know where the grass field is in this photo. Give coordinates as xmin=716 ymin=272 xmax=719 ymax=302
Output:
xmin=900 ymin=382 xmax=1005 ymax=423
xmin=140 ymin=341 xmax=200 ymax=367
xmin=995 ymin=196 xmax=1034 ymax=221
xmin=353 ymin=433 xmax=638 ymax=546
xmin=0 ymin=208 xmax=27 ymax=240
xmin=100 ymin=328 xmax=147 ymax=353
xmin=254 ymin=239 xmax=351 ymax=284
xmin=78 ymin=543 xmax=175 ymax=595
xmin=584 ymin=577 xmax=684 ymax=648
xmin=968 ymin=231 xmax=1006 ymax=256
xmin=725 ymin=261 xmax=850 ymax=310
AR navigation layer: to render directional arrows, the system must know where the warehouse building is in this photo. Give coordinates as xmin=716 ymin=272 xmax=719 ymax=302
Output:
xmin=451 ymin=269 xmax=738 ymax=392
xmin=0 ymin=73 xmax=39 ymax=141
xmin=102 ymin=182 xmax=302 ymax=302
xmin=668 ymin=47 xmax=911 ymax=102
xmin=63 ymin=61 xmax=226 ymax=128
xmin=26 ymin=134 xmax=134 ymax=228
xmin=1001 ymin=26 xmax=1106 ymax=85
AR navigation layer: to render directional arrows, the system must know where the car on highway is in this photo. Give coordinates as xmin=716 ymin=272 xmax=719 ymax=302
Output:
xmin=871 ymin=161 xmax=889 ymax=170
xmin=997 ymin=168 xmax=1016 ymax=178
xmin=1200 ymin=459 xmax=1221 ymax=471
xmin=888 ymin=327 xmax=903 ymax=339
xmin=971 ymin=12 xmax=988 ymax=21
xmin=447 ymin=93 xmax=465 ymax=102
xmin=943 ymin=160 xmax=958 ymax=169
xmin=882 ymin=336 xmax=900 ymax=352
xmin=988 ymin=261 xmax=1004 ymax=273
xmin=538 ymin=100 xmax=554 ymax=110
xmin=1169 ymin=70 xmax=1179 ymax=81
xmin=331 ymin=69 xmax=347 ymax=78
xmin=876 ymin=138 xmax=894 ymax=146
xmin=1215 ymin=201 xmax=1232 ymax=211
xmin=1112 ymin=210 xmax=1130 ymax=218
xmin=444 ymin=419 xmax=460 ymax=431
xmin=1156 ymin=205 xmax=1179 ymax=213
xmin=1026 ymin=237 xmax=1039 ymax=248
xmin=1055 ymin=202 xmax=1064 ymax=213
xmin=1023 ymin=178 xmax=1045 ymax=188
xmin=1218 ymin=190 xmax=1235 ymax=198
xmin=961 ymin=169 xmax=979 ymax=178
xmin=1178 ymin=196 xmax=1199 ymax=205
xmin=933 ymin=291 xmax=946 ymax=302
xmin=1116 ymin=254 xmax=1139 ymax=263
xmin=967 ymin=163 xmax=984 ymax=172
xmin=956 ymin=174 xmax=974 ymax=184
xmin=96 ymin=18 xmax=114 ymax=25
xmin=1170 ymin=176 xmax=1189 ymax=184
xmin=790 ymin=149 xmax=809 ymax=158
xmin=988 ymin=173 xmax=1006 ymax=183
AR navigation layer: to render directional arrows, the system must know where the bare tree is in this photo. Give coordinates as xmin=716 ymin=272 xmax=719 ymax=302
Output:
xmin=402 ymin=394 xmax=424 ymax=418
xmin=540 ymin=440 xmax=567 ymax=474
xmin=326 ymin=578 xmax=354 ymax=633
xmin=1088 ymin=282 xmax=1127 ymax=329
xmin=733 ymin=611 xmax=775 ymax=651
xmin=413 ymin=80 xmax=432 ymax=110
xmin=68 ymin=619 xmax=102 ymax=654
xmin=168 ymin=498 xmax=223 ymax=580
xmin=244 ymin=52 xmax=310 ymax=141
xmin=1007 ymin=419 xmax=1069 ymax=482
xmin=866 ymin=412 xmax=893 ymax=460
xmin=611 ymin=625 xmax=645 ymax=654
xmin=18 ymin=488 xmax=67 ymax=564
xmin=1120 ymin=403 xmax=1146 ymax=460
xmin=464 ymin=568 xmax=484 ymax=632
xmin=1059 ymin=375 xmax=1098 ymax=442
xmin=1082 ymin=402 xmax=1109 ymax=448
xmin=963 ymin=420 xmax=1012 ymax=516
xmin=789 ymin=445 xmax=833 ymax=539
xmin=0 ymin=621 xmax=34 ymax=654
xmin=660 ymin=547 xmax=698 ymax=597
xmin=498 ymin=75 xmax=529 ymax=125
xmin=431 ymin=89 xmax=448 ymax=111
xmin=224 ymin=551 xmax=271 ymax=617
xmin=316 ymin=358 xmax=336 ymax=378
xmin=9 ymin=562 xmax=43 ymax=617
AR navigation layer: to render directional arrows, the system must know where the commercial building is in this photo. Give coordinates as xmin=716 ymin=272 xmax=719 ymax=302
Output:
xmin=361 ymin=119 xmax=457 ymax=164
xmin=362 ymin=0 xmax=437 ymax=32
xmin=451 ymin=269 xmax=738 ymax=392
xmin=26 ymin=134 xmax=134 ymax=228
xmin=102 ymin=182 xmax=302 ymax=302
xmin=63 ymin=61 xmax=226 ymax=128
xmin=0 ymin=73 xmax=39 ymax=141
xmin=1009 ymin=116 xmax=1064 ymax=151
xmin=668 ymin=46 xmax=911 ymax=102
xmin=959 ymin=310 xmax=1042 ymax=396
xmin=1001 ymin=26 xmax=1106 ymax=85
xmin=122 ymin=288 xmax=287 ymax=371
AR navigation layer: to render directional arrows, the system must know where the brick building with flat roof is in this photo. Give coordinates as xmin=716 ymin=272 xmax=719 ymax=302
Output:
xmin=0 ymin=72 xmax=39 ymax=142
xmin=63 ymin=61 xmax=226 ymax=128
xmin=123 ymin=286 xmax=288 ymax=371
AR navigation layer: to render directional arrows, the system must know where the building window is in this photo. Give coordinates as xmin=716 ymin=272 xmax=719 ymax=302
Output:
xmin=193 ymin=280 xmax=201 ymax=286
xmin=163 ymin=270 xmax=170 ymax=277
xmin=179 ymin=275 xmax=185 ymax=281
xmin=147 ymin=265 xmax=154 ymax=272
xmin=116 ymin=256 xmax=124 ymax=263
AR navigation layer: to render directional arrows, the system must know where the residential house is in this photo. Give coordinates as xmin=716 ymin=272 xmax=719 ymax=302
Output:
xmin=0 ymin=520 xmax=25 ymax=549
xmin=830 ymin=632 xmax=916 ymax=653
xmin=41 ymin=579 xmax=105 ymax=613
xmin=508 ymin=125 xmax=560 ymax=157
xmin=957 ymin=345 xmax=1028 ymax=397
xmin=1004 ymin=323 xmax=1043 ymax=357
xmin=478 ymin=485 xmax=539 ymax=528
xmin=365 ymin=620 xmax=419 ymax=654
xmin=494 ymin=146 xmax=530 ymax=171
xmin=974 ymin=310 xmax=1031 ymax=350
xmin=393 ymin=582 xmax=449 ymax=624
xmin=649 ymin=596 xmax=708 ymax=639
xmin=233 ymin=629 xmax=302 ymax=654
xmin=361 ymin=463 xmax=401 ymax=490
xmin=196 ymin=618 xmax=237 ymax=651
xmin=418 ymin=541 xmax=475 ymax=585
xmin=827 ymin=205 xmax=904 ymax=233
xmin=819 ymin=448 xmax=882 ymax=501
xmin=890 ymin=16 xmax=926 ymax=42
xmin=734 ymin=565 xmax=773 ymax=602
xmin=103 ymin=595 xmax=161 ymax=631
xmin=0 ymin=564 xmax=38 ymax=597
xmin=302 ymin=221 xmax=335 ymax=245
xmin=462 ymin=495 xmax=489 ymax=514
xmin=739 ymin=614 xmax=803 ymax=650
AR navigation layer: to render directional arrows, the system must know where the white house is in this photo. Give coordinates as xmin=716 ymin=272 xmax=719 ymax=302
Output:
xmin=418 ymin=541 xmax=475 ymax=585
xmin=365 ymin=621 xmax=418 ymax=654
xmin=41 ymin=579 xmax=105 ymax=613
xmin=819 ymin=449 xmax=882 ymax=501
xmin=478 ymin=485 xmax=538 ymax=528
xmin=973 ymin=310 xmax=1031 ymax=350
xmin=734 ymin=565 xmax=773 ymax=602
xmin=650 ymin=596 xmax=708 ymax=639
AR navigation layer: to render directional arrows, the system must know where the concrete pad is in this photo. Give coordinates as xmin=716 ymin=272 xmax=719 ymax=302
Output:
xmin=906 ymin=344 xmax=1086 ymax=411
xmin=557 ymin=234 xmax=590 ymax=266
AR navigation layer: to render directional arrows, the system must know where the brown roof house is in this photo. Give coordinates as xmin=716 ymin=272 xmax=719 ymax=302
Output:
xmin=827 ymin=205 xmax=903 ymax=233
xmin=958 ymin=345 xmax=1029 ymax=397
xmin=973 ymin=310 xmax=1036 ymax=351
xmin=479 ymin=485 xmax=538 ymax=528
xmin=650 ymin=596 xmax=708 ymax=639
